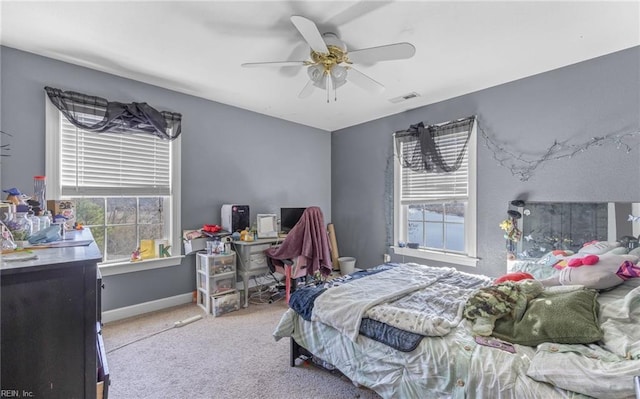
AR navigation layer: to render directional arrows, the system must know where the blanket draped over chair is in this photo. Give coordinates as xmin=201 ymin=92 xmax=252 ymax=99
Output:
xmin=264 ymin=206 xmax=333 ymax=277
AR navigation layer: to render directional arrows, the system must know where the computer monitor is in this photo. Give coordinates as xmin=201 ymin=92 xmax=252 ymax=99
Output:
xmin=280 ymin=207 xmax=306 ymax=233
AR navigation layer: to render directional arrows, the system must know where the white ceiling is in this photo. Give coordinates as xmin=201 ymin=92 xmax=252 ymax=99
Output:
xmin=1 ymin=1 xmax=639 ymax=131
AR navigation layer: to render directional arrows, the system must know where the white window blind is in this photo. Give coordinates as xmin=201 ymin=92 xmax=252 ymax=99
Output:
xmin=60 ymin=113 xmax=171 ymax=196
xmin=397 ymin=121 xmax=472 ymax=204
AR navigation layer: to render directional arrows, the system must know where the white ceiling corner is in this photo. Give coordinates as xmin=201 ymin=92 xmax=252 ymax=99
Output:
xmin=1 ymin=1 xmax=638 ymax=132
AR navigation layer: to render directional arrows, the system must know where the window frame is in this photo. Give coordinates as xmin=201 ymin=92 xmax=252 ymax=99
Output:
xmin=392 ymin=120 xmax=478 ymax=267
xmin=407 ymin=202 xmax=466 ymax=253
xmin=45 ymin=95 xmax=183 ymax=275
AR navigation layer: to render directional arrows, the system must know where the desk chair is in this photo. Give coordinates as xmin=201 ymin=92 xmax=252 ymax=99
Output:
xmin=265 ymin=256 xmax=308 ymax=303
xmin=264 ymin=206 xmax=333 ymax=303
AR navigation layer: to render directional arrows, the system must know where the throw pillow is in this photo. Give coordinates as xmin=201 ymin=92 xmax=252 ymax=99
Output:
xmin=578 ymin=241 xmax=621 ymax=255
xmin=558 ymin=267 xmax=624 ymax=290
xmin=492 ymin=288 xmax=602 ymax=346
xmin=494 ymin=272 xmax=535 ymax=284
xmin=556 ymin=253 xmax=638 ymax=290
xmin=629 ymin=247 xmax=640 ymax=257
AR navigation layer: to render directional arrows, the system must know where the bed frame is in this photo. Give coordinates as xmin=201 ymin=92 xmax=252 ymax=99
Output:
xmin=289 ymin=338 xmax=308 ymax=367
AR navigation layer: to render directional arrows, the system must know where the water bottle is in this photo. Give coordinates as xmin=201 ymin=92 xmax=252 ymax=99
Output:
xmin=53 ymin=214 xmax=66 ymax=239
xmin=33 ymin=176 xmax=46 ymax=214
xmin=29 ymin=212 xmax=41 ymax=234
xmin=39 ymin=214 xmax=51 ymax=229
xmin=10 ymin=205 xmax=33 ymax=243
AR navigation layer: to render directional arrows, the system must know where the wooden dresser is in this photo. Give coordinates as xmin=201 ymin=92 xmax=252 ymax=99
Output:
xmin=1 ymin=228 xmax=108 ymax=399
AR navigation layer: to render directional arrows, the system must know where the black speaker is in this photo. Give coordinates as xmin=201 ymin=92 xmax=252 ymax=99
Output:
xmin=221 ymin=204 xmax=250 ymax=233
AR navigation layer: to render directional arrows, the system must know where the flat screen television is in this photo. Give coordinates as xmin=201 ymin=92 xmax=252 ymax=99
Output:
xmin=280 ymin=207 xmax=306 ymax=233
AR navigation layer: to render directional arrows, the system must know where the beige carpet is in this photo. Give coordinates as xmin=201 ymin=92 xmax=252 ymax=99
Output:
xmin=103 ymin=299 xmax=381 ymax=399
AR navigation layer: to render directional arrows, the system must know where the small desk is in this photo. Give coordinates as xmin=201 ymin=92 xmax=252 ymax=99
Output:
xmin=232 ymin=238 xmax=284 ymax=307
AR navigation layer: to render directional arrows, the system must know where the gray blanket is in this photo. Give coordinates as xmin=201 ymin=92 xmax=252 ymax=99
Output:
xmin=312 ymin=263 xmax=492 ymax=341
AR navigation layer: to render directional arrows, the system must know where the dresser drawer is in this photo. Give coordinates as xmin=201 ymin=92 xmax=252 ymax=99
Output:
xmin=236 ymin=243 xmax=272 ymax=271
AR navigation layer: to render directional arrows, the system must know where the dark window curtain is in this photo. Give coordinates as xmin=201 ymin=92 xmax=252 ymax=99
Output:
xmin=45 ymin=86 xmax=182 ymax=141
xmin=395 ymin=116 xmax=474 ymax=173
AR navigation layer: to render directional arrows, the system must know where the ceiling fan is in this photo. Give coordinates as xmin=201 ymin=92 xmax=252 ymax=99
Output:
xmin=241 ymin=15 xmax=416 ymax=102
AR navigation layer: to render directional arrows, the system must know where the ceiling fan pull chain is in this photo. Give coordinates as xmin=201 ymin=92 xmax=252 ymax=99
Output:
xmin=326 ymin=74 xmax=330 ymax=103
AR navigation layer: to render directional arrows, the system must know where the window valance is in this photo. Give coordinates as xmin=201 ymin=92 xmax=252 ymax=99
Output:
xmin=44 ymin=86 xmax=182 ymax=141
xmin=395 ymin=116 xmax=474 ymax=173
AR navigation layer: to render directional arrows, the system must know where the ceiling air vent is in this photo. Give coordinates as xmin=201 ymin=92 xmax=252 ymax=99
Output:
xmin=389 ymin=92 xmax=420 ymax=103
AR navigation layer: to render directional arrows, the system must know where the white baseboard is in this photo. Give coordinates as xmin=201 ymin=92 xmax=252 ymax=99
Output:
xmin=102 ymin=292 xmax=194 ymax=324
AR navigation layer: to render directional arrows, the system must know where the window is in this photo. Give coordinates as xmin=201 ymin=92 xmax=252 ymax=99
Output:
xmin=45 ymin=97 xmax=181 ymax=269
xmin=393 ymin=117 xmax=477 ymax=266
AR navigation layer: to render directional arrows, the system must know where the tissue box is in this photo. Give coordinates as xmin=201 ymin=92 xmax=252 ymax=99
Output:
xmin=47 ymin=200 xmax=75 ymax=229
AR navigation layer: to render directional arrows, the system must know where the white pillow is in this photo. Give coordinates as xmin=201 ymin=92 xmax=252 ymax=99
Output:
xmin=558 ymin=267 xmax=624 ymax=290
xmin=557 ymin=253 xmax=637 ymax=290
xmin=578 ymin=241 xmax=620 ymax=255
xmin=629 ymin=247 xmax=640 ymax=257
xmin=608 ymin=246 xmax=629 ymax=255
xmin=596 ymin=253 xmax=639 ymax=270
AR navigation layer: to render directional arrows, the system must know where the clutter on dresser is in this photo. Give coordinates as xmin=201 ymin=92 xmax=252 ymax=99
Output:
xmin=2 ymin=178 xmax=49 ymax=249
xmin=182 ymin=225 xmax=231 ymax=255
xmin=1 ymin=177 xmax=91 ymax=253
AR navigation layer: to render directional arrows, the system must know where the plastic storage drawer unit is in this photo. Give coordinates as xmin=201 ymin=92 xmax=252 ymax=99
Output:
xmin=211 ymin=291 xmax=240 ymax=317
xmin=197 ymin=252 xmax=236 ymax=274
xmin=210 ymin=274 xmax=236 ymax=296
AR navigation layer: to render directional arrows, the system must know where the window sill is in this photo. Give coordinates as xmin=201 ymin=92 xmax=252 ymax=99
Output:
xmin=99 ymin=255 xmax=185 ymax=277
xmin=391 ymin=246 xmax=479 ymax=267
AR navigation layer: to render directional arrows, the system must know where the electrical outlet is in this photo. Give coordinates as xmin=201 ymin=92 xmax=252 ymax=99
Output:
xmin=383 ymin=254 xmax=391 ymax=263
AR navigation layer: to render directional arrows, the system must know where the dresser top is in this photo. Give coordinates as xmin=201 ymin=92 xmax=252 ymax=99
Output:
xmin=1 ymin=228 xmax=102 ymax=275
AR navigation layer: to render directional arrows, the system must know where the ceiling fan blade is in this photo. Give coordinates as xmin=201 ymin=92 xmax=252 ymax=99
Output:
xmin=347 ymin=67 xmax=385 ymax=94
xmin=348 ymin=42 xmax=416 ymax=64
xmin=298 ymin=80 xmax=315 ymax=99
xmin=241 ymin=61 xmax=306 ymax=68
xmin=290 ymin=15 xmax=329 ymax=54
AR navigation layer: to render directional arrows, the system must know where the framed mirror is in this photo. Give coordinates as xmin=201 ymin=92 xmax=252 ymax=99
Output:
xmin=512 ymin=202 xmax=640 ymax=258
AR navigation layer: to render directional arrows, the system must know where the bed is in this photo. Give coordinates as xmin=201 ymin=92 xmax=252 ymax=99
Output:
xmin=273 ymin=243 xmax=640 ymax=399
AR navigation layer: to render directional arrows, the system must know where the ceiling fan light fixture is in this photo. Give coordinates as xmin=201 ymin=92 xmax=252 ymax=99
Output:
xmin=312 ymin=78 xmax=327 ymax=90
xmin=307 ymin=64 xmax=325 ymax=82
xmin=330 ymin=64 xmax=347 ymax=82
xmin=332 ymin=78 xmax=347 ymax=89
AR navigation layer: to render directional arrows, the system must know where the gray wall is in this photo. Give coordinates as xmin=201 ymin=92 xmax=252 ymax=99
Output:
xmin=332 ymin=46 xmax=640 ymax=278
xmin=3 ymin=45 xmax=639 ymax=309
xmin=0 ymin=46 xmax=331 ymax=310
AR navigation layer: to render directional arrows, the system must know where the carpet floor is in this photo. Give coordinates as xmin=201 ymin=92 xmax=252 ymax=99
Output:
xmin=102 ymin=299 xmax=381 ymax=399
